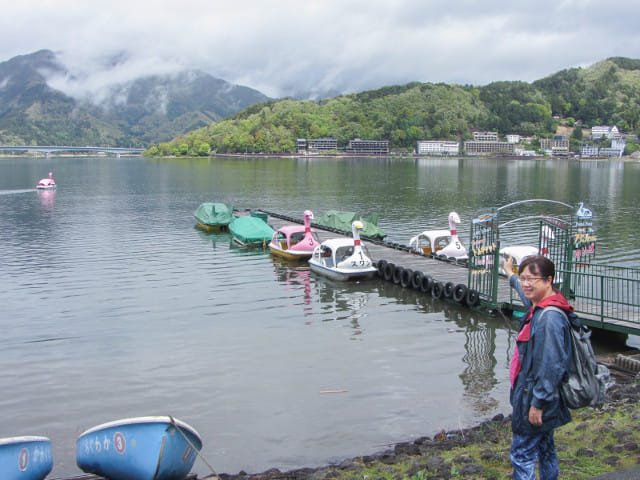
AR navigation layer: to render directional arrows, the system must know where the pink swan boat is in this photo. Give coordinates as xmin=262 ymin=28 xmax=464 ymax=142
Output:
xmin=36 ymin=172 xmax=56 ymax=190
xmin=268 ymin=210 xmax=321 ymax=261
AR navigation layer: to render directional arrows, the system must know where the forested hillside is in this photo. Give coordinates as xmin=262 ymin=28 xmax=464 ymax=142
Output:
xmin=147 ymin=57 xmax=640 ymax=156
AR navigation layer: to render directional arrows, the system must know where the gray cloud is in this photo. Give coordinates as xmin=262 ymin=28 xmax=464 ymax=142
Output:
xmin=2 ymin=0 xmax=640 ymax=99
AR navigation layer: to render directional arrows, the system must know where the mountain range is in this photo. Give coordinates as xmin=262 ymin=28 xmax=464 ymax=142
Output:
xmin=0 ymin=50 xmax=269 ymax=147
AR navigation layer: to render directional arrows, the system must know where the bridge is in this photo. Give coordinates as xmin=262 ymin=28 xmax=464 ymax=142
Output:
xmin=0 ymin=145 xmax=146 ymax=157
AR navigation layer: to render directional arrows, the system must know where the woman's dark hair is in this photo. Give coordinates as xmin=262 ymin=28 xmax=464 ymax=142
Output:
xmin=518 ymin=255 xmax=555 ymax=280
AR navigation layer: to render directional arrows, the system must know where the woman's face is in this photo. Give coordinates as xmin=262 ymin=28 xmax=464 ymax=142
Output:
xmin=520 ymin=266 xmax=553 ymax=303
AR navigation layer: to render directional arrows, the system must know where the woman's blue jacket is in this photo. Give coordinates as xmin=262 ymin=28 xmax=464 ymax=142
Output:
xmin=509 ymin=275 xmax=573 ymax=435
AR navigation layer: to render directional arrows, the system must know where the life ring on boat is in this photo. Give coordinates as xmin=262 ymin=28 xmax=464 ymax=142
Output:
xmin=431 ymin=281 xmax=445 ymax=299
xmin=465 ymin=288 xmax=480 ymax=307
xmin=392 ymin=266 xmax=403 ymax=284
xmin=420 ymin=274 xmax=433 ymax=294
xmin=411 ymin=270 xmax=424 ymax=289
xmin=444 ymin=282 xmax=455 ymax=298
xmin=453 ymin=284 xmax=468 ymax=304
xmin=377 ymin=259 xmax=388 ymax=277
xmin=383 ymin=262 xmax=395 ymax=281
xmin=400 ymin=268 xmax=413 ymax=288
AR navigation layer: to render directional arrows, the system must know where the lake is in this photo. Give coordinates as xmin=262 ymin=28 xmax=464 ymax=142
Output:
xmin=1 ymin=155 xmax=639 ymax=478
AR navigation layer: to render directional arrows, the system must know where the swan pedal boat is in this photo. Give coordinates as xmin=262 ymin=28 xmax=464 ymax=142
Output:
xmin=76 ymin=416 xmax=202 ymax=480
xmin=308 ymin=221 xmax=377 ymax=281
xmin=269 ymin=210 xmax=320 ymax=260
xmin=0 ymin=436 xmax=53 ymax=480
xmin=409 ymin=211 xmax=468 ymax=261
xmin=36 ymin=172 xmax=56 ymax=190
xmin=499 ymin=225 xmax=555 ymax=275
xmin=194 ymin=202 xmax=234 ymax=231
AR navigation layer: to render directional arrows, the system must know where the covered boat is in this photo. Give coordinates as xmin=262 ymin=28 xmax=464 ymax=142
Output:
xmin=409 ymin=211 xmax=467 ymax=261
xmin=76 ymin=416 xmax=202 ymax=480
xmin=268 ymin=210 xmax=320 ymax=260
xmin=308 ymin=221 xmax=377 ymax=281
xmin=194 ymin=203 xmax=234 ymax=231
xmin=0 ymin=436 xmax=53 ymax=480
xmin=313 ymin=210 xmax=386 ymax=239
xmin=36 ymin=172 xmax=56 ymax=190
xmin=229 ymin=215 xmax=275 ymax=247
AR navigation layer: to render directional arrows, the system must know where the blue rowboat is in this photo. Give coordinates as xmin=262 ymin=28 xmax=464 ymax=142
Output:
xmin=0 ymin=436 xmax=53 ymax=480
xmin=76 ymin=416 xmax=202 ymax=480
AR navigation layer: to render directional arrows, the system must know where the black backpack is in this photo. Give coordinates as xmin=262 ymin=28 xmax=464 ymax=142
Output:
xmin=544 ymin=306 xmax=609 ymax=409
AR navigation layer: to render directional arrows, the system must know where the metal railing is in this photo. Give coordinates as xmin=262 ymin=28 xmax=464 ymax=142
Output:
xmin=558 ymin=263 xmax=640 ymax=331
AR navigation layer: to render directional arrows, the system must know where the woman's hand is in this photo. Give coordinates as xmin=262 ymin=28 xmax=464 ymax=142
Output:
xmin=502 ymin=255 xmax=515 ymax=279
xmin=528 ymin=406 xmax=543 ymax=427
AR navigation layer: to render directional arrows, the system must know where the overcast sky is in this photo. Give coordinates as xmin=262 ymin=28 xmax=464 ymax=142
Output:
xmin=2 ymin=0 xmax=640 ymax=99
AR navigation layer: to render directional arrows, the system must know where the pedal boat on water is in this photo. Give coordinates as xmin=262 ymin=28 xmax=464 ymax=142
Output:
xmin=35 ymin=172 xmax=56 ymax=190
xmin=268 ymin=210 xmax=320 ymax=260
xmin=76 ymin=416 xmax=202 ymax=480
xmin=409 ymin=211 xmax=467 ymax=261
xmin=0 ymin=436 xmax=53 ymax=480
xmin=308 ymin=220 xmax=377 ymax=281
xmin=229 ymin=214 xmax=275 ymax=248
xmin=194 ymin=202 xmax=234 ymax=231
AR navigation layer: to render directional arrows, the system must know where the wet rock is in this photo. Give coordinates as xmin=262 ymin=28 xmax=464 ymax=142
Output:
xmin=394 ymin=442 xmax=421 ymax=456
xmin=457 ymin=463 xmax=484 ymax=476
xmin=603 ymin=456 xmax=621 ymax=466
xmin=452 ymin=454 xmax=475 ymax=464
xmin=337 ymin=459 xmax=357 ymax=470
xmin=576 ymin=447 xmax=597 ymax=457
xmin=605 ymin=444 xmax=624 ymax=453
xmin=612 ymin=429 xmax=634 ymax=440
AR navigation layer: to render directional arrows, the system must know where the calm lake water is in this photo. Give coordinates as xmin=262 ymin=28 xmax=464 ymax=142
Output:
xmin=1 ymin=155 xmax=639 ymax=477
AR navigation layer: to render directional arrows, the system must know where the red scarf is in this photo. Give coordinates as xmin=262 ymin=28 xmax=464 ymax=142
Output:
xmin=509 ymin=293 xmax=573 ymax=387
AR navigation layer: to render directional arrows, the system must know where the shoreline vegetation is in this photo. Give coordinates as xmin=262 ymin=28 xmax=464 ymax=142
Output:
xmin=213 ymin=369 xmax=639 ymax=480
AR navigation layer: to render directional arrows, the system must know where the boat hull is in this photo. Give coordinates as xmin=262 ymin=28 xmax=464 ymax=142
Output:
xmin=269 ymin=244 xmax=313 ymax=261
xmin=76 ymin=416 xmax=201 ymax=480
xmin=308 ymin=260 xmax=377 ymax=281
xmin=196 ymin=221 xmax=228 ymax=232
xmin=0 ymin=436 xmax=53 ymax=480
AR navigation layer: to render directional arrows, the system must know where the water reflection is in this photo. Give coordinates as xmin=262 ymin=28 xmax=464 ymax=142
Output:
xmin=271 ymin=257 xmax=313 ymax=316
xmin=376 ymin=279 xmax=510 ymax=416
xmin=195 ymin=227 xmax=233 ymax=250
xmin=37 ymin=189 xmax=56 ymax=211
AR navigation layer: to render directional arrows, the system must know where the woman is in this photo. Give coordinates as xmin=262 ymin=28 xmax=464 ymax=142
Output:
xmin=503 ymin=254 xmax=573 ymax=480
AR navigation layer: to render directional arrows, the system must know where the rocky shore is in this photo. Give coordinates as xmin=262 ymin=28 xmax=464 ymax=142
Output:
xmin=213 ymin=370 xmax=640 ymax=480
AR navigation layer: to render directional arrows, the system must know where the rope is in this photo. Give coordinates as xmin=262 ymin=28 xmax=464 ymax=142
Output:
xmin=168 ymin=416 xmax=220 ymax=480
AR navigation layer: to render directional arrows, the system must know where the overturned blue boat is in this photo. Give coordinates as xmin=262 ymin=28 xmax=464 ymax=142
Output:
xmin=76 ymin=416 xmax=202 ymax=480
xmin=0 ymin=436 xmax=53 ymax=480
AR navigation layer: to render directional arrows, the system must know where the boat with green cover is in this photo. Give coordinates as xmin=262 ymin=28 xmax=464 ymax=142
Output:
xmin=314 ymin=210 xmax=386 ymax=239
xmin=194 ymin=203 xmax=234 ymax=231
xmin=229 ymin=215 xmax=275 ymax=247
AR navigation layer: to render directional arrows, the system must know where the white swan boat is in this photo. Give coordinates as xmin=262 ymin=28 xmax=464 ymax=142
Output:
xmin=409 ymin=211 xmax=468 ymax=260
xmin=500 ymin=225 xmax=555 ymax=275
xmin=308 ymin=221 xmax=377 ymax=281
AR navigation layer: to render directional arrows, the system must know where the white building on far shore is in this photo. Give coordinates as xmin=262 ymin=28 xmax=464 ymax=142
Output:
xmin=416 ymin=140 xmax=460 ymax=156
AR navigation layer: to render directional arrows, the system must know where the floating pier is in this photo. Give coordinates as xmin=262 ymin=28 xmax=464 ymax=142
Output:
xmin=258 ymin=209 xmax=640 ymax=336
